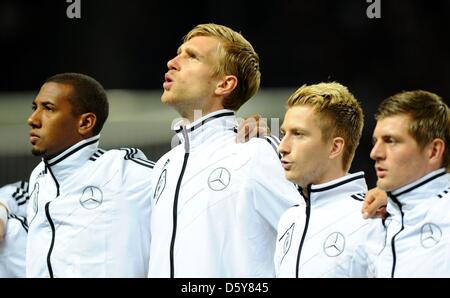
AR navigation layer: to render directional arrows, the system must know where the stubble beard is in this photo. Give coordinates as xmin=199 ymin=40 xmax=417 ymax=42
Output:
xmin=31 ymin=147 xmax=46 ymax=157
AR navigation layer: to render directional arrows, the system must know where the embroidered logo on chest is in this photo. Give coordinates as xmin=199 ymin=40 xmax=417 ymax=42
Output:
xmin=323 ymin=232 xmax=346 ymax=257
xmin=279 ymin=223 xmax=295 ymax=263
xmin=207 ymin=167 xmax=231 ymax=191
xmin=420 ymin=223 xmax=442 ymax=248
xmin=154 ymin=169 xmax=167 ymax=204
xmin=79 ymin=186 xmax=103 ymax=209
xmin=32 ymin=182 xmax=39 ymax=214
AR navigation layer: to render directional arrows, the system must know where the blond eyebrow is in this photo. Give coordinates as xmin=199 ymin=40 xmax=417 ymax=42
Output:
xmin=177 ymin=44 xmax=204 ymax=59
xmin=186 ymin=48 xmax=201 ymax=57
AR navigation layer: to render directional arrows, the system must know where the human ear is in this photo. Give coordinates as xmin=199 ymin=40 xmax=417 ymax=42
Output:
xmin=78 ymin=112 xmax=97 ymax=137
xmin=427 ymin=138 xmax=445 ymax=166
xmin=329 ymin=137 xmax=345 ymax=160
xmin=215 ymin=75 xmax=237 ymax=97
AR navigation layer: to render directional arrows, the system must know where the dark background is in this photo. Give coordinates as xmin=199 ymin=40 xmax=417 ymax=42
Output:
xmin=1 ymin=0 xmax=450 ymax=187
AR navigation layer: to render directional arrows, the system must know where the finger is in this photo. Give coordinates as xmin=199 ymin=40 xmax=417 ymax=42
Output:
xmin=248 ymin=125 xmax=259 ymax=139
xmin=0 ymin=220 xmax=4 ymax=241
xmin=362 ymin=187 xmax=388 ymax=218
xmin=236 ymin=129 xmax=249 ymax=143
xmin=363 ymin=198 xmax=388 ymax=219
xmin=236 ymin=124 xmax=254 ymax=143
xmin=362 ymin=204 xmax=378 ymax=219
xmin=250 ymin=114 xmax=260 ymax=122
xmin=362 ymin=198 xmax=379 ymax=219
xmin=237 ymin=117 xmax=258 ymax=142
xmin=362 ymin=196 xmax=374 ymax=216
xmin=374 ymin=205 xmax=387 ymax=218
xmin=255 ymin=124 xmax=267 ymax=137
xmin=235 ymin=118 xmax=247 ymax=143
xmin=256 ymin=118 xmax=269 ymax=136
xmin=235 ymin=125 xmax=246 ymax=143
xmin=244 ymin=121 xmax=257 ymax=137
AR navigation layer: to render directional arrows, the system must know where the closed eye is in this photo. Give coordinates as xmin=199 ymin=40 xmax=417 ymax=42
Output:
xmin=186 ymin=50 xmax=197 ymax=59
xmin=42 ymin=102 xmax=55 ymax=111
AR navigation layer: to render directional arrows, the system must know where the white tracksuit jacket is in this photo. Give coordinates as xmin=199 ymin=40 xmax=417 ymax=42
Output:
xmin=275 ymin=172 xmax=370 ymax=277
xmin=148 ymin=109 xmax=300 ymax=277
xmin=26 ymin=135 xmax=154 ymax=277
xmin=351 ymin=168 xmax=450 ymax=277
xmin=0 ymin=181 xmax=28 ymax=278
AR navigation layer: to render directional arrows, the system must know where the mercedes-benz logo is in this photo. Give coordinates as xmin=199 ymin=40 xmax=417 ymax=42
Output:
xmin=154 ymin=169 xmax=167 ymax=204
xmin=420 ymin=223 xmax=442 ymax=248
xmin=323 ymin=232 xmax=346 ymax=257
xmin=208 ymin=167 xmax=231 ymax=191
xmin=79 ymin=186 xmax=103 ymax=209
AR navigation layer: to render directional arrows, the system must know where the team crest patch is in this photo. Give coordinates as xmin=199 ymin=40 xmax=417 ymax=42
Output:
xmin=323 ymin=232 xmax=346 ymax=257
xmin=79 ymin=186 xmax=103 ymax=209
xmin=27 ymin=182 xmax=40 ymax=225
xmin=154 ymin=169 xmax=167 ymax=204
xmin=207 ymin=167 xmax=231 ymax=191
xmin=279 ymin=223 xmax=295 ymax=263
xmin=32 ymin=182 xmax=39 ymax=214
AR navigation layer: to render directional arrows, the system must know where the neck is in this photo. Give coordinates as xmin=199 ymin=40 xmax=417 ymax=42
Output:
xmin=319 ymin=166 xmax=347 ymax=185
xmin=178 ymin=107 xmax=226 ymax=122
xmin=43 ymin=135 xmax=99 ymax=162
xmin=173 ymin=97 xmax=226 ymax=122
xmin=300 ymin=165 xmax=347 ymax=198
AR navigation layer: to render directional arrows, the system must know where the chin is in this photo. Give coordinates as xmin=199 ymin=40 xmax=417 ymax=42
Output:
xmin=160 ymin=96 xmax=169 ymax=104
xmin=285 ymin=173 xmax=299 ymax=184
xmin=31 ymin=147 xmax=46 ymax=157
xmin=283 ymin=172 xmax=292 ymax=180
xmin=377 ymin=181 xmax=394 ymax=192
xmin=161 ymin=91 xmax=176 ymax=103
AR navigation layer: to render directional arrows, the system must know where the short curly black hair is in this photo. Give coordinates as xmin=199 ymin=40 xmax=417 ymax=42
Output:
xmin=45 ymin=73 xmax=109 ymax=135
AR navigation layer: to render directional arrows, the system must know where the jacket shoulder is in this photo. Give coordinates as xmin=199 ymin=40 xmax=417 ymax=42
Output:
xmin=279 ymin=204 xmax=303 ymax=223
xmin=29 ymin=161 xmax=46 ymax=180
xmin=244 ymin=136 xmax=281 ymax=158
xmin=277 ymin=205 xmax=304 ymax=236
xmin=151 ymin=145 xmax=184 ymax=171
xmin=429 ymin=186 xmax=450 ymax=221
xmin=434 ymin=184 xmax=450 ymax=200
xmin=98 ymin=148 xmax=155 ymax=170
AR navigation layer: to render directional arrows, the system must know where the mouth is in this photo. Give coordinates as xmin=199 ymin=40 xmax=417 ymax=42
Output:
xmin=163 ymin=74 xmax=174 ymax=90
xmin=29 ymin=132 xmax=40 ymax=144
xmin=375 ymin=166 xmax=386 ymax=178
xmin=281 ymin=160 xmax=292 ymax=170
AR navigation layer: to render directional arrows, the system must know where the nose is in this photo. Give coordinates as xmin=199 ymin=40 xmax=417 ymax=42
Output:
xmin=28 ymin=109 xmax=41 ymax=129
xmin=278 ymin=135 xmax=290 ymax=157
xmin=370 ymin=140 xmax=384 ymax=161
xmin=167 ymin=55 xmax=180 ymax=71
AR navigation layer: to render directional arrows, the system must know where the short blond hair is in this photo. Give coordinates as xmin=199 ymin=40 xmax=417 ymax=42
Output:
xmin=376 ymin=90 xmax=450 ymax=168
xmin=184 ymin=23 xmax=261 ymax=111
xmin=287 ymin=82 xmax=364 ymax=172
